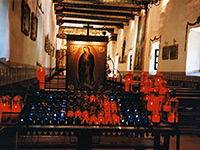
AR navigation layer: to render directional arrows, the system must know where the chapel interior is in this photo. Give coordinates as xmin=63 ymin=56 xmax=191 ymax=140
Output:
xmin=0 ymin=0 xmax=200 ymax=150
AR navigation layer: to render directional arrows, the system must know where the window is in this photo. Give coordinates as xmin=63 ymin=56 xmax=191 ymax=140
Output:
xmin=129 ymin=55 xmax=132 ymax=70
xmin=149 ymin=41 xmax=160 ymax=75
xmin=154 ymin=49 xmax=159 ymax=70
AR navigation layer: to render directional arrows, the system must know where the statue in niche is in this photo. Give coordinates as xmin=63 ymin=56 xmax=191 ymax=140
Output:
xmin=78 ymin=46 xmax=95 ymax=90
xmin=57 ymin=29 xmax=67 ymax=39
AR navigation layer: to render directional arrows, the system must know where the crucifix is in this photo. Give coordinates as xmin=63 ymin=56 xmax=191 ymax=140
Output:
xmin=85 ymin=23 xmax=93 ymax=36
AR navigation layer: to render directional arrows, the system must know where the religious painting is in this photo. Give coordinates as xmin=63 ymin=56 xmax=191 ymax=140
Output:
xmin=21 ymin=0 xmax=30 ymax=36
xmin=121 ymin=39 xmax=126 ymax=63
xmin=118 ymin=56 xmax=122 ymax=63
xmin=67 ymin=40 xmax=107 ymax=91
xmin=56 ymin=49 xmax=67 ymax=70
xmin=30 ymin=12 xmax=38 ymax=41
xmin=45 ymin=35 xmax=50 ymax=54
xmin=134 ymin=11 xmax=147 ymax=70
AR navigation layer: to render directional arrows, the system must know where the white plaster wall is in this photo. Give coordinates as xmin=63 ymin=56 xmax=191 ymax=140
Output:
xmin=115 ymin=28 xmax=125 ymax=71
xmin=0 ymin=0 xmax=9 ymax=60
xmin=106 ymin=40 xmax=116 ymax=75
xmin=116 ymin=19 xmax=138 ymax=72
xmin=36 ymin=12 xmax=43 ymax=64
xmin=144 ymin=0 xmax=200 ymax=72
xmin=128 ymin=18 xmax=139 ymax=71
xmin=115 ymin=28 xmax=124 ymax=57
xmin=8 ymin=0 xmax=56 ymax=68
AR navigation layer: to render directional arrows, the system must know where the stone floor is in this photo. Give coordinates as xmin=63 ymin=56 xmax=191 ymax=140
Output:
xmin=16 ymin=134 xmax=200 ymax=150
xmin=169 ymin=134 xmax=200 ymax=150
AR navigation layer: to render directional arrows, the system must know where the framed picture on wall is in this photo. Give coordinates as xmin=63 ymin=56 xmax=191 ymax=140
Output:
xmin=170 ymin=44 xmax=178 ymax=60
xmin=162 ymin=46 xmax=169 ymax=60
xmin=67 ymin=35 xmax=108 ymax=91
xmin=118 ymin=56 xmax=123 ymax=63
xmin=21 ymin=0 xmax=30 ymax=36
xmin=134 ymin=11 xmax=147 ymax=70
xmin=30 ymin=12 xmax=38 ymax=41
xmin=124 ymin=55 xmax=128 ymax=63
xmin=121 ymin=39 xmax=126 ymax=63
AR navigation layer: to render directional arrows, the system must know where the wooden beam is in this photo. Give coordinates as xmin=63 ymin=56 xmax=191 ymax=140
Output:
xmin=56 ymin=8 xmax=134 ymax=18
xmin=57 ymin=20 xmax=124 ymax=28
xmin=67 ymin=35 xmax=109 ymax=42
xmin=59 ymin=26 xmax=115 ymax=33
xmin=56 ymin=13 xmax=131 ymax=23
xmin=54 ymin=3 xmax=141 ymax=12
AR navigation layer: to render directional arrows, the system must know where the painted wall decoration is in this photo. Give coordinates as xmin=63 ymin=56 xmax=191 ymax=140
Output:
xmin=67 ymin=41 xmax=107 ymax=91
xmin=21 ymin=0 xmax=30 ymax=36
xmin=134 ymin=12 xmax=147 ymax=70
